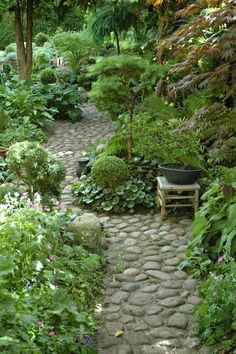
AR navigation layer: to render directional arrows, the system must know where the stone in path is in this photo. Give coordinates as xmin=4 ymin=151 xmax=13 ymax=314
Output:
xmin=46 ymin=102 xmax=207 ymax=354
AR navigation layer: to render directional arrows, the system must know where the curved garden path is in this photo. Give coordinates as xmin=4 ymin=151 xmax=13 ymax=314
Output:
xmin=46 ymin=103 xmax=209 ymax=354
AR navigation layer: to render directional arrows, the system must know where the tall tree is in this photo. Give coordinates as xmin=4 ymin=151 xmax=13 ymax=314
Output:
xmin=89 ymin=1 xmax=138 ymax=54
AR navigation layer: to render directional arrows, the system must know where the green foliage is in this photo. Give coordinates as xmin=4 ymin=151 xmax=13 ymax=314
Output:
xmin=34 ymin=81 xmax=82 ymax=122
xmin=0 ymin=106 xmax=9 ymax=132
xmin=195 ymin=263 xmax=236 ymax=351
xmin=55 ymin=67 xmax=72 ymax=83
xmin=181 ymin=171 xmax=236 ymax=277
xmin=0 ymin=120 xmax=46 ymax=148
xmin=51 ymin=31 xmax=96 ymax=72
xmin=0 ymin=84 xmax=55 ymax=129
xmin=0 ymin=13 xmax=15 ymax=50
xmin=6 ymin=142 xmax=66 ymax=199
xmin=135 ymin=117 xmax=202 ymax=167
xmin=33 ymin=52 xmax=50 ymax=73
xmin=0 ymin=197 xmax=101 ymax=352
xmin=89 ymin=1 xmax=137 ymax=53
xmin=4 ymin=43 xmax=16 ymax=54
xmin=91 ymin=155 xmax=129 ymax=190
xmin=73 ymin=175 xmax=155 ymax=213
xmin=0 ymin=157 xmax=11 ymax=184
xmin=34 ymin=32 xmax=49 ymax=47
xmin=88 ymin=55 xmax=158 ymax=118
xmin=40 ymin=67 xmax=57 ymax=84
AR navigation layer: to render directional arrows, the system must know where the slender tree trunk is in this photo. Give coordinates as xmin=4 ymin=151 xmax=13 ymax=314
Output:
xmin=127 ymin=99 xmax=135 ymax=159
xmin=15 ymin=0 xmax=33 ymax=80
xmin=26 ymin=0 xmax=33 ymax=79
xmin=15 ymin=3 xmax=26 ymax=79
xmin=114 ymin=31 xmax=120 ymax=54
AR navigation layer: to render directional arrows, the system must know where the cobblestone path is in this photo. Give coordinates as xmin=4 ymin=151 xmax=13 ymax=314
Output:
xmin=46 ymin=103 xmax=208 ymax=354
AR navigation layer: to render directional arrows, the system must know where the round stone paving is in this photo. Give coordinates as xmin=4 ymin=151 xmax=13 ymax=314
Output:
xmin=46 ymin=103 xmax=209 ymax=354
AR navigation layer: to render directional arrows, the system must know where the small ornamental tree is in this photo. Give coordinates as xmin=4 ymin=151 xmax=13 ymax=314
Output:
xmin=88 ymin=55 xmax=158 ymax=159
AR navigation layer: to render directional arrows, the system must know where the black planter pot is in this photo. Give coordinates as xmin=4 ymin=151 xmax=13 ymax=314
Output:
xmin=76 ymin=157 xmax=90 ymax=178
xmin=158 ymin=163 xmax=202 ymax=185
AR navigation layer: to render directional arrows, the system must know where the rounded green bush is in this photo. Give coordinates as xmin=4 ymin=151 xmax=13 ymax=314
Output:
xmin=34 ymin=32 xmax=49 ymax=47
xmin=40 ymin=67 xmax=56 ymax=84
xmin=6 ymin=141 xmax=66 ymax=199
xmin=91 ymin=155 xmax=129 ymax=189
xmin=55 ymin=67 xmax=72 ymax=83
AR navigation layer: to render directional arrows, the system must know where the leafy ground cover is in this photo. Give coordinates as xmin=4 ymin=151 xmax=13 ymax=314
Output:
xmin=0 ymin=193 xmax=103 ymax=353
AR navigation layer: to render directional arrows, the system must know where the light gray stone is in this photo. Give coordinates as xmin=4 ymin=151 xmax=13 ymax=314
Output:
xmin=146 ymin=270 xmax=171 ymax=281
xmin=164 ymin=257 xmax=181 ymax=266
xmin=129 ymin=292 xmax=153 ymax=306
xmin=123 ymin=268 xmax=140 ymax=276
xmin=148 ymin=327 xmax=185 ymax=339
xmin=144 ymin=316 xmax=163 ymax=327
xmin=126 ymin=246 xmax=142 ymax=254
xmin=143 ymin=262 xmax=161 ymax=270
xmin=146 ymin=305 xmax=163 ymax=315
xmin=156 ymin=288 xmax=179 ymax=299
xmin=141 ymin=284 xmax=158 ymax=293
xmin=160 ymin=296 xmax=185 ymax=308
xmin=168 ymin=313 xmax=188 ymax=328
xmin=122 ymin=282 xmax=140 ymax=292
xmin=111 ymin=291 xmax=129 ymax=305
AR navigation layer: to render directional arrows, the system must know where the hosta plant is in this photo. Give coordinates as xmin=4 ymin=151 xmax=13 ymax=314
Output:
xmin=72 ymin=176 xmax=155 ymax=213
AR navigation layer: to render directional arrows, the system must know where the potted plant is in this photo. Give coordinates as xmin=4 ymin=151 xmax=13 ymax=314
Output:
xmin=158 ymin=130 xmax=203 ymax=184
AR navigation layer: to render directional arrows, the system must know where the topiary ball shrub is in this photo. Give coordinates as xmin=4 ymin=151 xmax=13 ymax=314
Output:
xmin=55 ymin=67 xmax=72 ymax=83
xmin=34 ymin=32 xmax=49 ymax=47
xmin=91 ymin=155 xmax=129 ymax=190
xmin=5 ymin=43 xmax=16 ymax=54
xmin=40 ymin=67 xmax=56 ymax=84
xmin=6 ymin=141 xmax=66 ymax=200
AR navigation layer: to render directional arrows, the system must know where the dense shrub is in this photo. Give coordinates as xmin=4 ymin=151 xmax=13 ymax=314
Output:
xmin=55 ymin=67 xmax=72 ymax=83
xmin=6 ymin=142 xmax=66 ymax=200
xmin=73 ymin=175 xmax=155 ymax=213
xmin=195 ymin=263 xmax=236 ymax=351
xmin=0 ymin=197 xmax=101 ymax=353
xmin=40 ymin=67 xmax=57 ymax=84
xmin=0 ymin=106 xmax=9 ymax=132
xmin=33 ymin=52 xmax=50 ymax=72
xmin=0 ymin=157 xmax=11 ymax=184
xmin=34 ymin=32 xmax=49 ymax=47
xmin=33 ymin=81 xmax=82 ymax=122
xmin=0 ymin=84 xmax=55 ymax=129
xmin=0 ymin=120 xmax=47 ymax=147
xmin=91 ymin=155 xmax=129 ymax=190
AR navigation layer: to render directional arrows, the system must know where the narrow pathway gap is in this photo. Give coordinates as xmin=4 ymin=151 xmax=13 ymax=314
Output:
xmin=46 ymin=103 xmax=206 ymax=354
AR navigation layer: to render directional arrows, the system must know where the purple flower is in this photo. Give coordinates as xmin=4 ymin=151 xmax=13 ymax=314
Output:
xmin=218 ymin=255 xmax=225 ymax=263
xmin=25 ymin=284 xmax=32 ymax=290
xmin=48 ymin=332 xmax=56 ymax=337
xmin=48 ymin=255 xmax=56 ymax=261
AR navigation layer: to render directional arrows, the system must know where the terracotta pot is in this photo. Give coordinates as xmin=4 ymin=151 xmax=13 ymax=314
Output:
xmin=0 ymin=148 xmax=7 ymax=159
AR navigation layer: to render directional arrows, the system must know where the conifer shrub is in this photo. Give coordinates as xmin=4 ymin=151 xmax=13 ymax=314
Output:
xmin=91 ymin=155 xmax=129 ymax=190
xmin=40 ymin=67 xmax=56 ymax=84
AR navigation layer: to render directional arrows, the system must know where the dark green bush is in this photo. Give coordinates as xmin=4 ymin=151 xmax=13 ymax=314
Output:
xmin=40 ymin=67 xmax=56 ymax=84
xmin=6 ymin=141 xmax=66 ymax=199
xmin=55 ymin=67 xmax=72 ymax=83
xmin=91 ymin=155 xmax=129 ymax=190
xmin=0 ymin=106 xmax=9 ymax=132
xmin=34 ymin=32 xmax=49 ymax=47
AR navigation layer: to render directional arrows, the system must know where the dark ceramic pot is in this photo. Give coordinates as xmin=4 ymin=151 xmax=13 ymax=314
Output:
xmin=158 ymin=163 xmax=202 ymax=185
xmin=76 ymin=157 xmax=90 ymax=178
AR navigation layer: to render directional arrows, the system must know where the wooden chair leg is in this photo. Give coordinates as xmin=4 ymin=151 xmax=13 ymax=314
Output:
xmin=194 ymin=189 xmax=199 ymax=214
xmin=161 ymin=190 xmax=166 ymax=219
